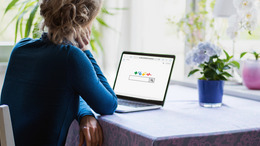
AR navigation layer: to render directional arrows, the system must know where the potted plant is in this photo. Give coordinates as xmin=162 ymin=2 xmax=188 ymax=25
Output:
xmin=240 ymin=51 xmax=260 ymax=90
xmin=186 ymin=42 xmax=240 ymax=107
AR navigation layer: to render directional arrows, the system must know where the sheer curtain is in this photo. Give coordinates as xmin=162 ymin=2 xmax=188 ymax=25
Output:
xmin=99 ymin=0 xmax=186 ymax=84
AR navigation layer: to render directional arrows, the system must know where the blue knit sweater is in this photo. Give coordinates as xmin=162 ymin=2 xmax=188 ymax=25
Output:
xmin=0 ymin=35 xmax=117 ymax=146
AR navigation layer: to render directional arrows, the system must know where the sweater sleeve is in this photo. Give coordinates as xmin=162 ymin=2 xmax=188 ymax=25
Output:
xmin=83 ymin=50 xmax=116 ymax=96
xmin=68 ymin=47 xmax=117 ymax=115
xmin=77 ymin=96 xmax=94 ymax=122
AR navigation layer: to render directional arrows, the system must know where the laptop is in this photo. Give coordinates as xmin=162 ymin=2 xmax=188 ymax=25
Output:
xmin=113 ymin=51 xmax=175 ymax=113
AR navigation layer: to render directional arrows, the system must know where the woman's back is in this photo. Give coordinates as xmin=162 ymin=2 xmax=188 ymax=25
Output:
xmin=1 ymin=36 xmax=117 ymax=145
xmin=1 ymin=0 xmax=116 ymax=145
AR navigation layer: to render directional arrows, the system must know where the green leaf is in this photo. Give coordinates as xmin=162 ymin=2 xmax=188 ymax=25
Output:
xmin=4 ymin=0 xmax=19 ymax=14
xmin=253 ymin=51 xmax=258 ymax=56
xmin=240 ymin=52 xmax=247 ymax=58
xmin=25 ymin=4 xmax=39 ymax=37
xmin=218 ymin=75 xmax=227 ymax=81
xmin=221 ymin=72 xmax=232 ymax=78
xmin=1 ymin=1 xmax=34 ymax=39
xmin=228 ymin=61 xmax=240 ymax=69
xmin=198 ymin=76 xmax=207 ymax=80
xmin=14 ymin=10 xmax=28 ymax=42
xmin=90 ymin=40 xmax=98 ymax=54
xmin=216 ymin=61 xmax=224 ymax=70
xmin=209 ymin=62 xmax=218 ymax=70
xmin=15 ymin=18 xmax=20 ymax=43
xmin=188 ymin=69 xmax=200 ymax=77
xmin=210 ymin=0 xmax=216 ymax=9
xmin=211 ymin=55 xmax=218 ymax=59
xmin=19 ymin=17 xmax=23 ymax=39
xmin=96 ymin=17 xmax=111 ymax=28
xmin=252 ymin=51 xmax=259 ymax=60
xmin=212 ymin=73 xmax=221 ymax=80
xmin=223 ymin=50 xmax=230 ymax=62
xmin=204 ymin=68 xmax=216 ymax=80
xmin=91 ymin=26 xmax=103 ymax=51
xmin=199 ymin=64 xmax=205 ymax=68
xmin=101 ymin=8 xmax=115 ymax=15
xmin=91 ymin=28 xmax=103 ymax=52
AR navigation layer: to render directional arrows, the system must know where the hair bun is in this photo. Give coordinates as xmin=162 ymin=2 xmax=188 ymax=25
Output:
xmin=60 ymin=3 xmax=76 ymax=26
xmin=40 ymin=0 xmax=102 ymax=45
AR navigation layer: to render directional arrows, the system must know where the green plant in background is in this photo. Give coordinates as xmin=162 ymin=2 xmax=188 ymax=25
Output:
xmin=186 ymin=42 xmax=240 ymax=81
xmin=240 ymin=51 xmax=260 ymax=60
xmin=2 ymin=0 xmax=119 ymax=54
xmin=168 ymin=0 xmax=217 ymax=48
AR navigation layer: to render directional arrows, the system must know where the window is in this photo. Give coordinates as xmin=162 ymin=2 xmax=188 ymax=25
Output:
xmin=2 ymin=0 xmax=258 ymax=82
xmin=101 ymin=0 xmax=186 ymax=82
xmin=0 ymin=0 xmax=16 ymax=63
xmin=0 ymin=0 xmax=17 ymax=42
xmin=215 ymin=16 xmax=260 ymax=60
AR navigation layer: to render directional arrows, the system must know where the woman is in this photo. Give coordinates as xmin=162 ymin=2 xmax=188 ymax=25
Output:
xmin=0 ymin=0 xmax=117 ymax=145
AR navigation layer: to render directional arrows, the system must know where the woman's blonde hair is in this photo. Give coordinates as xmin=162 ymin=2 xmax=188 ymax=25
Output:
xmin=40 ymin=0 xmax=102 ymax=46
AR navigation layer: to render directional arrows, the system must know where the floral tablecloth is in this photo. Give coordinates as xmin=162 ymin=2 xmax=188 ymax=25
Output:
xmin=66 ymin=85 xmax=260 ymax=146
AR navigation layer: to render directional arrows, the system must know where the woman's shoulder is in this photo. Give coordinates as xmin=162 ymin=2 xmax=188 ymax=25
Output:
xmin=12 ymin=38 xmax=43 ymax=51
xmin=15 ymin=38 xmax=38 ymax=46
xmin=67 ymin=45 xmax=89 ymax=58
xmin=12 ymin=37 xmax=88 ymax=59
xmin=13 ymin=37 xmax=70 ymax=51
xmin=66 ymin=46 xmax=95 ymax=67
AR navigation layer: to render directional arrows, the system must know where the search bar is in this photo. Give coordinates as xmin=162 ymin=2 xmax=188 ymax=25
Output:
xmin=128 ymin=75 xmax=155 ymax=83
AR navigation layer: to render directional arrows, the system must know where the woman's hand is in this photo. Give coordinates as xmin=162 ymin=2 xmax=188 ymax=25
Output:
xmin=79 ymin=115 xmax=103 ymax=146
xmin=76 ymin=24 xmax=92 ymax=51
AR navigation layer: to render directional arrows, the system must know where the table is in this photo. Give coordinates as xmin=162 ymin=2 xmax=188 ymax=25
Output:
xmin=65 ymin=85 xmax=260 ymax=146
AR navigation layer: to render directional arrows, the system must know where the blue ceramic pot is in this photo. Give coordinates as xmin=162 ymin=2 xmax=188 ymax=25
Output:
xmin=198 ymin=80 xmax=224 ymax=107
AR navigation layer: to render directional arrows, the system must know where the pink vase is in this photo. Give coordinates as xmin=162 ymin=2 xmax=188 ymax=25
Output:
xmin=242 ymin=60 xmax=260 ymax=90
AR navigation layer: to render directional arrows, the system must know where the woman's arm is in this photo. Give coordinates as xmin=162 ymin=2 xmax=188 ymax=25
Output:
xmin=83 ymin=50 xmax=116 ymax=96
xmin=77 ymin=96 xmax=94 ymax=122
xmin=68 ymin=47 xmax=117 ymax=115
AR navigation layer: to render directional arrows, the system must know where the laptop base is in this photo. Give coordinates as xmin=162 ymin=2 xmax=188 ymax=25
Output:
xmin=115 ymin=105 xmax=161 ymax=113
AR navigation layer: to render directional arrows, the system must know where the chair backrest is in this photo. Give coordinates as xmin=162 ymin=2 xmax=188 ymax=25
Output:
xmin=0 ymin=105 xmax=15 ymax=146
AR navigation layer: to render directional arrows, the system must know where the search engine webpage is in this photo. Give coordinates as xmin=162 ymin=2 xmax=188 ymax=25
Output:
xmin=114 ymin=54 xmax=174 ymax=101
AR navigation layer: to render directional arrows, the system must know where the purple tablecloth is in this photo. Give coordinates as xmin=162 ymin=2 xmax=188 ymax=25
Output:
xmin=66 ymin=85 xmax=260 ymax=146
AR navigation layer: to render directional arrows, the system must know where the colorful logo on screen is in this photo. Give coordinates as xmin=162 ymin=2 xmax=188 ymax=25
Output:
xmin=134 ymin=71 xmax=152 ymax=76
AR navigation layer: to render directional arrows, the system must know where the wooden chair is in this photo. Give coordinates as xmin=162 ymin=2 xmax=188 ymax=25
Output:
xmin=0 ymin=105 xmax=15 ymax=146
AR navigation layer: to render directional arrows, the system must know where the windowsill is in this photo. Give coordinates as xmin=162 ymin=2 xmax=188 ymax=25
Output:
xmin=0 ymin=42 xmax=14 ymax=46
xmin=171 ymin=79 xmax=260 ymax=102
xmin=0 ymin=43 xmax=13 ymax=62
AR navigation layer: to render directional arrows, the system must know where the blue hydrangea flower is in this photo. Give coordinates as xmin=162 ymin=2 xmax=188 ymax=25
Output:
xmin=185 ymin=42 xmax=222 ymax=66
xmin=185 ymin=49 xmax=196 ymax=65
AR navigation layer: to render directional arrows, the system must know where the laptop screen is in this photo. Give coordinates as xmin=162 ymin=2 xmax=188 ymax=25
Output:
xmin=113 ymin=52 xmax=175 ymax=103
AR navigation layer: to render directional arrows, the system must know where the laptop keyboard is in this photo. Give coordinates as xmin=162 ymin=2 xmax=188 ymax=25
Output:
xmin=118 ymin=99 xmax=153 ymax=108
